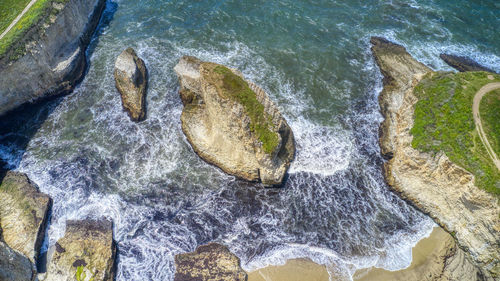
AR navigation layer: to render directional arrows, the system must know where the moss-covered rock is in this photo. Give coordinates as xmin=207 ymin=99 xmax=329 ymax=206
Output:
xmin=174 ymin=56 xmax=295 ymax=186
xmin=0 ymin=171 xmax=52 ymax=263
xmin=174 ymin=243 xmax=247 ymax=281
xmin=45 ymin=219 xmax=116 ymax=281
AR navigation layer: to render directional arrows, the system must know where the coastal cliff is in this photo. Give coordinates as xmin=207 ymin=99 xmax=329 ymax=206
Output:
xmin=0 ymin=0 xmax=106 ymax=116
xmin=371 ymin=37 xmax=500 ymax=278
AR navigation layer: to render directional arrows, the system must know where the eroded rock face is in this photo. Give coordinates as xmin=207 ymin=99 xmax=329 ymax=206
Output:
xmin=114 ymin=48 xmax=148 ymax=121
xmin=0 ymin=241 xmax=35 ymax=281
xmin=45 ymin=219 xmax=116 ymax=281
xmin=174 ymin=243 xmax=247 ymax=281
xmin=371 ymin=37 xmax=500 ymax=278
xmin=440 ymin=54 xmax=496 ymax=73
xmin=0 ymin=0 xmax=106 ymax=116
xmin=174 ymin=56 xmax=295 ymax=186
xmin=0 ymin=171 xmax=52 ymax=263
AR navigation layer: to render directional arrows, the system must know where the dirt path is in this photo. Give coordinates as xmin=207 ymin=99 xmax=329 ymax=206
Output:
xmin=473 ymin=82 xmax=500 ymax=172
xmin=0 ymin=0 xmax=39 ymax=40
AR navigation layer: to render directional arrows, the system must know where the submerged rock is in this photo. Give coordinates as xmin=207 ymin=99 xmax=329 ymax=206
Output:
xmin=174 ymin=56 xmax=295 ymax=186
xmin=440 ymin=54 xmax=496 ymax=73
xmin=114 ymin=48 xmax=148 ymax=121
xmin=371 ymin=36 xmax=499 ymax=278
xmin=174 ymin=243 xmax=247 ymax=281
xmin=0 ymin=241 xmax=35 ymax=281
xmin=45 ymin=219 xmax=116 ymax=281
xmin=0 ymin=171 xmax=52 ymax=263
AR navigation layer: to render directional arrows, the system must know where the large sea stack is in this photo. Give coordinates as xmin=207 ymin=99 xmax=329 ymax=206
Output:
xmin=174 ymin=56 xmax=295 ymax=186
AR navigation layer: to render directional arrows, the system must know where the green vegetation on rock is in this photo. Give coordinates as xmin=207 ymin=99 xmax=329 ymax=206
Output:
xmin=207 ymin=64 xmax=279 ymax=154
xmin=76 ymin=265 xmax=95 ymax=281
xmin=480 ymin=89 xmax=500 ymax=156
xmin=0 ymin=0 xmax=69 ymax=60
xmin=411 ymin=71 xmax=500 ymax=195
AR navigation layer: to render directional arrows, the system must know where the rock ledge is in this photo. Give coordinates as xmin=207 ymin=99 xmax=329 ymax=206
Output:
xmin=44 ymin=219 xmax=116 ymax=281
xmin=174 ymin=243 xmax=247 ymax=281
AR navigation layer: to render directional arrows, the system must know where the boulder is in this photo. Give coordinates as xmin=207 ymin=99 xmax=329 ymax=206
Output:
xmin=440 ymin=54 xmax=496 ymax=73
xmin=174 ymin=243 xmax=247 ymax=281
xmin=174 ymin=56 xmax=295 ymax=186
xmin=0 ymin=171 xmax=52 ymax=263
xmin=45 ymin=219 xmax=116 ymax=281
xmin=371 ymin=37 xmax=499 ymax=278
xmin=114 ymin=48 xmax=148 ymax=121
xmin=0 ymin=241 xmax=35 ymax=281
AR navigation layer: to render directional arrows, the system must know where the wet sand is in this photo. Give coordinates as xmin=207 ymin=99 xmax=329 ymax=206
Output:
xmin=248 ymin=227 xmax=447 ymax=281
xmin=248 ymin=258 xmax=331 ymax=281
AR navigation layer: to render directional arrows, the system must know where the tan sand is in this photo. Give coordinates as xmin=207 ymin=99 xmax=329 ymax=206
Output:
xmin=248 ymin=227 xmax=448 ymax=281
xmin=248 ymin=258 xmax=331 ymax=281
xmin=353 ymin=226 xmax=449 ymax=281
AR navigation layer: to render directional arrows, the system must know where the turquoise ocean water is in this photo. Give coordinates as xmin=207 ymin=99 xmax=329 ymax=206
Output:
xmin=0 ymin=0 xmax=499 ymax=280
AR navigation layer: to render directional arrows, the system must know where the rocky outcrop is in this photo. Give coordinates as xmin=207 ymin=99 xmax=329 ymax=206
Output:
xmin=0 ymin=241 xmax=36 ymax=281
xmin=174 ymin=56 xmax=295 ymax=186
xmin=438 ymin=232 xmax=485 ymax=281
xmin=0 ymin=0 xmax=106 ymax=116
xmin=114 ymin=48 xmax=148 ymax=121
xmin=44 ymin=219 xmax=116 ymax=281
xmin=371 ymin=36 xmax=500 ymax=278
xmin=174 ymin=243 xmax=247 ymax=281
xmin=440 ymin=54 xmax=496 ymax=73
xmin=0 ymin=171 xmax=52 ymax=263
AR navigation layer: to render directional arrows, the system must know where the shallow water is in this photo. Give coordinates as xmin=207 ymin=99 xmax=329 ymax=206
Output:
xmin=1 ymin=0 xmax=499 ymax=280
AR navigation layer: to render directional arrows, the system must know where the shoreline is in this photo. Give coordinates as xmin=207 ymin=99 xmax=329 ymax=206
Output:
xmin=248 ymin=258 xmax=331 ymax=281
xmin=248 ymin=227 xmax=452 ymax=281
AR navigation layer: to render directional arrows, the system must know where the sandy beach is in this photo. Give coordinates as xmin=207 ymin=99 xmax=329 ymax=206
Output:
xmin=248 ymin=227 xmax=450 ymax=281
xmin=353 ymin=227 xmax=449 ymax=281
xmin=248 ymin=258 xmax=331 ymax=281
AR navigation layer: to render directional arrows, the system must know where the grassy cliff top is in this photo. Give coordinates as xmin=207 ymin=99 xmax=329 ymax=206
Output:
xmin=0 ymin=0 xmax=68 ymax=60
xmin=411 ymin=71 xmax=500 ymax=195
xmin=202 ymin=63 xmax=279 ymax=154
xmin=0 ymin=0 xmax=32 ymax=33
xmin=480 ymin=89 xmax=500 ymax=156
